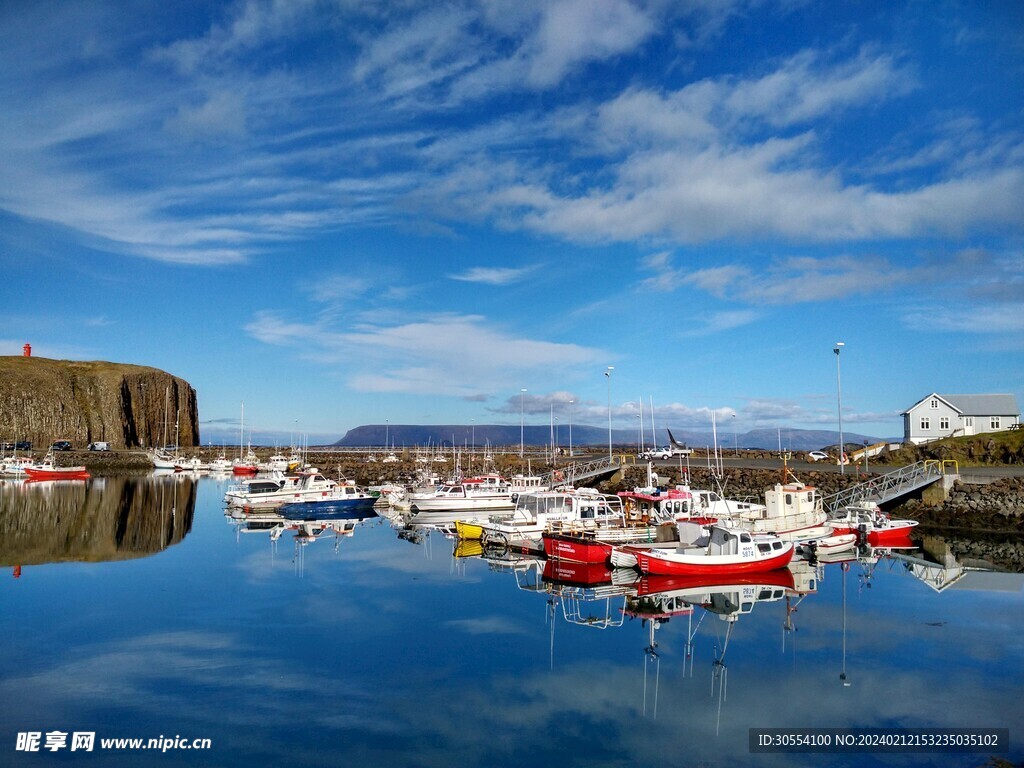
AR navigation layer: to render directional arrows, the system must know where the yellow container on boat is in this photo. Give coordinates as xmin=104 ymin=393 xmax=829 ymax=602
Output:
xmin=455 ymin=520 xmax=484 ymax=540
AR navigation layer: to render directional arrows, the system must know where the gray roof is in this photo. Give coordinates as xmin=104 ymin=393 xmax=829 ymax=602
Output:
xmin=942 ymin=394 xmax=1019 ymax=416
xmin=903 ymin=392 xmax=1020 ymax=416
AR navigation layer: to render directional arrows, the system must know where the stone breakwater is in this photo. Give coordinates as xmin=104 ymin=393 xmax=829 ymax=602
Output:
xmin=895 ymin=477 xmax=1024 ymax=534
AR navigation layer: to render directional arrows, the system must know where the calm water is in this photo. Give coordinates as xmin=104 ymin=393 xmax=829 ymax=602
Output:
xmin=2 ymin=474 xmax=1022 ymax=767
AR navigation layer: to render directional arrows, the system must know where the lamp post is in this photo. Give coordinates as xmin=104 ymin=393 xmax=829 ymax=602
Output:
xmin=732 ymin=412 xmax=737 ymax=454
xmin=568 ymin=400 xmax=574 ymax=458
xmin=471 ymin=419 xmax=475 ymax=458
xmin=520 ymin=389 xmax=526 ymax=458
xmin=605 ymin=366 xmax=614 ymax=460
xmin=834 ymin=342 xmax=845 ymax=475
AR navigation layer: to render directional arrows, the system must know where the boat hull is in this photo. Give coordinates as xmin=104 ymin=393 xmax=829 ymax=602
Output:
xmin=628 ymin=544 xmax=794 ymax=576
xmin=278 ymin=498 xmax=377 ymax=520
xmin=542 ymin=532 xmax=614 ymax=564
xmin=24 ymin=467 xmax=89 ymax=480
xmin=867 ymin=521 xmax=919 ymax=546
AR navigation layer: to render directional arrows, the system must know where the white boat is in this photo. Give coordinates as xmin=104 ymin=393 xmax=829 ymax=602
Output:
xmin=408 ymin=473 xmax=514 ymax=514
xmin=717 ymin=479 xmax=832 ymax=543
xmin=464 ymin=488 xmax=626 ymax=553
xmin=618 ymin=485 xmax=765 ymax=524
xmin=224 ymin=471 xmax=339 ymax=509
xmin=259 ymin=454 xmax=290 ymax=472
xmin=0 ymin=455 xmax=32 ymax=477
xmin=209 ymin=455 xmax=233 ymax=472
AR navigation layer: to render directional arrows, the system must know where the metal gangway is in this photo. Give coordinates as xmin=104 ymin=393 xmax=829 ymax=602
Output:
xmin=821 ymin=460 xmax=957 ymax=514
xmin=539 ymin=455 xmax=621 ymax=488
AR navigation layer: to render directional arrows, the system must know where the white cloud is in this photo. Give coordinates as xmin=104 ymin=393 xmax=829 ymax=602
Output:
xmin=448 ymin=265 xmax=538 ymax=284
xmin=245 ymin=311 xmax=607 ymax=396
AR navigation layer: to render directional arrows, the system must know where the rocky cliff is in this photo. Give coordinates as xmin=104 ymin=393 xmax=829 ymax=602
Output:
xmin=0 ymin=356 xmax=199 ymax=449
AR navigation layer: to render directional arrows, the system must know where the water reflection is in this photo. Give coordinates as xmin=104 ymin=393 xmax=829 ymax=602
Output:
xmin=0 ymin=474 xmax=195 ymax=572
xmin=224 ymin=505 xmax=379 ymax=576
xmin=2 ymin=477 xmax=1022 ymax=767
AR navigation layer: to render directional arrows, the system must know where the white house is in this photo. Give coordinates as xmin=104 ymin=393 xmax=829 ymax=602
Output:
xmin=902 ymin=393 xmax=1020 ymax=445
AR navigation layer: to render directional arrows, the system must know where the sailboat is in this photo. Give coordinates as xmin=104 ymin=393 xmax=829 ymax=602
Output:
xmin=150 ymin=388 xmax=185 ymax=470
xmin=232 ymin=402 xmax=258 ymax=475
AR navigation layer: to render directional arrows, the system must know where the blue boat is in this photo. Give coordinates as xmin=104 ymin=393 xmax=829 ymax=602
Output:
xmin=279 ymin=484 xmax=378 ymax=520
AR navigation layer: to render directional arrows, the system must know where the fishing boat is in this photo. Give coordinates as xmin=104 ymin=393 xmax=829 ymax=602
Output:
xmin=277 ymin=482 xmax=378 ymax=518
xmin=828 ymin=500 xmax=920 ymax=546
xmin=24 ymin=453 xmax=90 ymax=480
xmin=542 ymin=520 xmax=678 ymax=564
xmin=469 ymin=488 xmax=626 ymax=554
xmin=408 ymin=473 xmax=515 ymax=514
xmin=225 ymin=471 xmax=337 ymax=509
xmin=618 ymin=486 xmax=762 ymax=525
xmin=616 ymin=520 xmax=794 ymax=576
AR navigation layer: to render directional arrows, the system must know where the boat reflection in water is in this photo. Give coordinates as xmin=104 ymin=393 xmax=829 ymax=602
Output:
xmin=0 ymin=473 xmax=196 ymax=576
xmin=224 ymin=504 xmax=379 ymax=575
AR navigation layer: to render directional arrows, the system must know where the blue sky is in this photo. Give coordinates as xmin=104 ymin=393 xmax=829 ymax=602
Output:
xmin=2 ymin=0 xmax=1022 ymax=445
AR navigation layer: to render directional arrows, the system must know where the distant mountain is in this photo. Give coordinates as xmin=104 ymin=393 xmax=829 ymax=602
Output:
xmin=332 ymin=424 xmax=889 ymax=451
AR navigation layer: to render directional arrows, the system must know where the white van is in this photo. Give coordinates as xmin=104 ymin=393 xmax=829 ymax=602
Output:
xmin=88 ymin=442 xmax=111 ymax=451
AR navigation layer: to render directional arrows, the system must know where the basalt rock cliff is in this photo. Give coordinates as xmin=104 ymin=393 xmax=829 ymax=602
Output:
xmin=0 ymin=356 xmax=199 ymax=449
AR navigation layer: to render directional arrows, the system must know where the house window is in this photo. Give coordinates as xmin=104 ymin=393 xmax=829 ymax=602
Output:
xmin=930 ymin=399 xmax=939 ymax=409
xmin=920 ymin=418 xmax=930 ymax=430
xmin=940 ymin=417 xmax=949 ymax=430
xmin=966 ymin=417 xmax=973 ymax=427
xmin=991 ymin=417 xmax=1000 ymax=429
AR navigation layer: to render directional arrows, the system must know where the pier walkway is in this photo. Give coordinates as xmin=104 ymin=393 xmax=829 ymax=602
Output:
xmin=821 ymin=459 xmax=959 ymax=514
xmin=540 ymin=456 xmax=621 ymax=487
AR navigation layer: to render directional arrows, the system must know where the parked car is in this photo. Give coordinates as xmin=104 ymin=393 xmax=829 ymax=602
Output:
xmin=88 ymin=442 xmax=111 ymax=451
xmin=1 ymin=440 xmax=31 ymax=451
xmin=50 ymin=440 xmax=73 ymax=451
xmin=807 ymin=450 xmax=830 ymax=462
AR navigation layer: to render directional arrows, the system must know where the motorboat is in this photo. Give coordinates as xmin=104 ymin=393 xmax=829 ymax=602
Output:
xmin=224 ymin=471 xmax=338 ymax=509
xmin=278 ymin=483 xmax=378 ymax=518
xmin=615 ymin=520 xmax=794 ymax=576
xmin=232 ymin=450 xmax=259 ymax=476
xmin=24 ymin=453 xmax=90 ymax=480
xmin=828 ymin=500 xmax=920 ymax=546
xmin=408 ymin=473 xmax=514 ymax=514
xmin=618 ymin=485 xmax=764 ymax=524
xmin=468 ymin=488 xmax=626 ymax=554
xmin=259 ymin=454 xmax=290 ymax=472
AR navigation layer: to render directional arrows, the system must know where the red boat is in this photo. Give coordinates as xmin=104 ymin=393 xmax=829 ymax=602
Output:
xmin=542 ymin=531 xmax=614 ymax=564
xmin=622 ymin=522 xmax=794 ymax=577
xmin=24 ymin=463 xmax=90 ymax=480
xmin=829 ymin=501 xmax=919 ymax=546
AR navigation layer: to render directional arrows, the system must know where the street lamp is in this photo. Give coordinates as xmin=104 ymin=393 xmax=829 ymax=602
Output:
xmin=732 ymin=412 xmax=737 ymax=454
xmin=520 ymin=389 xmax=527 ymax=458
xmin=568 ymin=400 xmax=574 ymax=458
xmin=834 ymin=342 xmax=845 ymax=475
xmin=605 ymin=366 xmax=614 ymax=460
